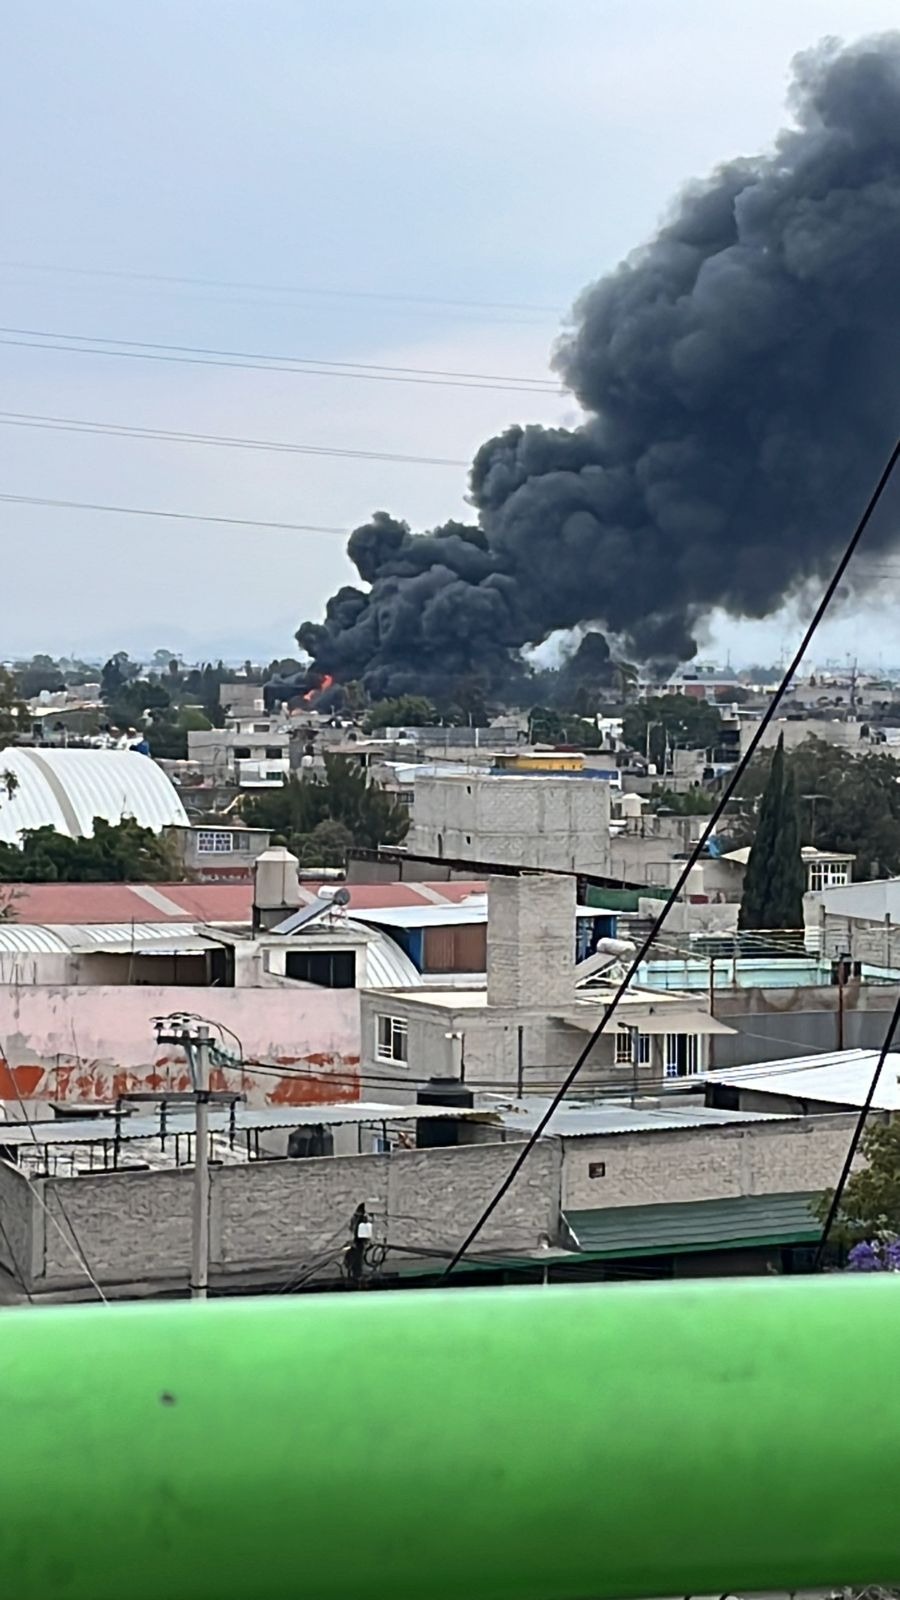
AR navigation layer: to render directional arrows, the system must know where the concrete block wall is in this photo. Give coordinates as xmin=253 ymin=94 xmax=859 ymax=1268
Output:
xmin=0 ymin=1156 xmax=34 ymax=1284
xmin=359 ymin=992 xmax=619 ymax=1097
xmin=561 ymin=1112 xmax=863 ymax=1211
xmin=487 ymin=873 xmax=575 ymax=1010
xmin=413 ymin=775 xmax=611 ymax=874
xmin=18 ymin=1138 xmax=561 ymax=1296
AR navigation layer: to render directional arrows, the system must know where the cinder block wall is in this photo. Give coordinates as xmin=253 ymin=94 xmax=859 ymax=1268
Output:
xmin=25 ymin=1138 xmax=561 ymax=1295
xmin=561 ymin=1112 xmax=865 ymax=1210
xmin=487 ymin=873 xmax=575 ymax=1010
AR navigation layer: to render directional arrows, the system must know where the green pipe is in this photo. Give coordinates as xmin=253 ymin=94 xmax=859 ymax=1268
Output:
xmin=3 ymin=1276 xmax=899 ymax=1600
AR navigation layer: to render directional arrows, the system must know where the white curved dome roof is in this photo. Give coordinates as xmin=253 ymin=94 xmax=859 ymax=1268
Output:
xmin=0 ymin=747 xmax=189 ymax=845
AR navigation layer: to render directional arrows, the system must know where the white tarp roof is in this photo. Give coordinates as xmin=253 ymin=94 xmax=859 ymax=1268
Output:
xmin=704 ymin=1048 xmax=900 ymax=1110
xmin=0 ymin=747 xmax=188 ymax=844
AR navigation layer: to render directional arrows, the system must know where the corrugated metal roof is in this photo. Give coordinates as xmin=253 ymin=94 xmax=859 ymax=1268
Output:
xmin=705 ymin=1049 xmax=900 ymax=1111
xmin=491 ymin=1101 xmax=788 ymax=1138
xmin=0 ymin=921 xmax=210 ymax=954
xmin=351 ymin=899 xmax=487 ymax=929
xmin=0 ymin=747 xmax=188 ymax=843
xmin=0 ymin=1101 xmax=487 ymax=1146
xmin=564 ymin=1192 xmax=822 ymax=1257
xmin=1 ymin=880 xmax=487 ymax=925
xmin=362 ymin=931 xmax=423 ymax=989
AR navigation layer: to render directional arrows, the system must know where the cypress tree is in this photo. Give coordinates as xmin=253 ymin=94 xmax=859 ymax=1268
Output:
xmin=770 ymin=764 xmax=806 ymax=928
xmin=739 ymin=735 xmax=792 ymax=930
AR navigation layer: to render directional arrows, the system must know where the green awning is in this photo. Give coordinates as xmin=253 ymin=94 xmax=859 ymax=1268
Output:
xmin=564 ymin=1192 xmax=822 ymax=1260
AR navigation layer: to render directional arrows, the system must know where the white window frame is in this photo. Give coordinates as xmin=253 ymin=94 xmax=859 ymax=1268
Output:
xmin=809 ymin=861 xmax=850 ymax=893
xmin=664 ymin=1033 xmax=700 ymax=1079
xmin=376 ymin=1014 xmax=408 ymax=1064
xmin=615 ymin=1030 xmax=651 ymax=1066
xmin=196 ymin=829 xmax=235 ymax=855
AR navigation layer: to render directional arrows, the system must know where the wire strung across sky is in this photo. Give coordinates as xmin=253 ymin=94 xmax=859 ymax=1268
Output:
xmin=0 ymin=260 xmax=562 ymax=318
xmin=0 ymin=410 xmax=468 ymax=468
xmin=0 ymin=325 xmax=561 ymax=394
xmin=0 ymin=492 xmax=348 ymax=535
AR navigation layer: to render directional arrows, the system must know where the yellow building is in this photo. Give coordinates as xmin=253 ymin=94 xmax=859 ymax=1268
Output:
xmin=491 ymin=751 xmax=585 ymax=774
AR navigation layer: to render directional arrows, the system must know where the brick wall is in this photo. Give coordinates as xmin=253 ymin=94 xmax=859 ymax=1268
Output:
xmin=487 ymin=874 xmax=575 ymax=1010
xmin=0 ymin=1157 xmax=34 ymax=1284
xmin=561 ymin=1113 xmax=863 ymax=1211
xmin=413 ymin=775 xmax=611 ymax=874
xmin=24 ymin=1138 xmax=561 ymax=1295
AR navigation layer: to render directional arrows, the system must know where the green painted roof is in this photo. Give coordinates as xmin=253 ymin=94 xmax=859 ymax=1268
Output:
xmin=565 ymin=1192 xmax=822 ymax=1259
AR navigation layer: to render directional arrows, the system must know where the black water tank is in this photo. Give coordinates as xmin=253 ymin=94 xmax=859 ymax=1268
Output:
xmin=416 ymin=1078 xmax=474 ymax=1148
xmin=287 ymin=1124 xmax=335 ymax=1159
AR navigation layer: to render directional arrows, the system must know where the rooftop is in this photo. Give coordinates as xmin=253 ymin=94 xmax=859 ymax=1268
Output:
xmin=0 ymin=879 xmax=487 ymax=926
xmin=0 ymin=746 xmax=188 ymax=844
xmin=704 ymin=1048 xmax=900 ymax=1111
xmin=484 ymin=1096 xmax=787 ymax=1138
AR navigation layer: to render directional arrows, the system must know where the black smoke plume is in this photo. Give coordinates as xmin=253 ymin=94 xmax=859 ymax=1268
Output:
xmin=297 ymin=36 xmax=900 ymax=701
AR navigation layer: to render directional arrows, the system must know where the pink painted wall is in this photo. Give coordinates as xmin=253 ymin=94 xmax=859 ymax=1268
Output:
xmin=0 ymin=986 xmax=361 ymax=1107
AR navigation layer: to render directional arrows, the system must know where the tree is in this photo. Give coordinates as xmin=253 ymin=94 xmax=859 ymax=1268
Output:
xmin=364 ymin=696 xmax=438 ymax=731
xmin=0 ymin=670 xmax=23 ymax=740
xmin=738 ymin=735 xmax=804 ymax=930
xmin=817 ymin=1119 xmax=900 ymax=1248
xmin=623 ymin=695 xmax=723 ymax=768
xmin=100 ymin=652 xmax=139 ymax=702
xmin=736 ymin=736 xmax=900 ymax=880
xmin=0 ymin=818 xmax=181 ymax=883
xmin=240 ymin=755 xmax=409 ymax=855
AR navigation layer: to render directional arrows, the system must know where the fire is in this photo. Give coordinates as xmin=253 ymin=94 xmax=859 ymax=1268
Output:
xmin=301 ymin=673 xmax=334 ymax=704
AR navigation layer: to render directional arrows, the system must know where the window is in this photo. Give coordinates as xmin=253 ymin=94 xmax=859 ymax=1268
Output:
xmin=265 ymin=768 xmax=285 ymax=781
xmin=196 ymin=829 xmax=235 ymax=854
xmin=253 ymin=722 xmax=269 ymax=732
xmin=664 ymin=1034 xmax=700 ymax=1079
xmin=265 ymin=746 xmax=283 ymax=760
xmin=285 ymin=950 xmax=356 ymax=989
xmin=615 ymin=1030 xmax=651 ymax=1066
xmin=233 ymin=746 xmax=251 ymax=760
xmin=808 ymin=861 xmax=851 ymax=893
xmin=376 ymin=1014 xmax=408 ymax=1063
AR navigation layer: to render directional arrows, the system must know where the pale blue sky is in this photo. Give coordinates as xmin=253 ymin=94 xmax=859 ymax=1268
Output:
xmin=3 ymin=0 xmax=899 ymax=666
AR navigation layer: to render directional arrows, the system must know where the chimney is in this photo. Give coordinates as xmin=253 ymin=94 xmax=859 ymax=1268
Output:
xmin=487 ymin=873 xmax=575 ymax=1010
xmin=252 ymin=846 xmax=301 ymax=932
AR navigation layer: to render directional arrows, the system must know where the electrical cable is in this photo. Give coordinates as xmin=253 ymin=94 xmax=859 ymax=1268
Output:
xmin=0 ymin=1061 xmax=107 ymax=1301
xmin=0 ymin=1211 xmax=34 ymax=1302
xmin=0 ymin=410 xmax=469 ymax=467
xmin=0 ymin=492 xmax=347 ymax=535
xmin=811 ymin=989 xmax=900 ymax=1269
xmin=0 ymin=261 xmax=561 ymax=317
xmin=0 ymin=327 xmax=561 ymax=393
xmin=439 ymin=432 xmax=900 ymax=1279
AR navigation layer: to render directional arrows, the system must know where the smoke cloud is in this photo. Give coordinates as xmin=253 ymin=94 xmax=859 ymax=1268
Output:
xmin=297 ymin=36 xmax=900 ymax=700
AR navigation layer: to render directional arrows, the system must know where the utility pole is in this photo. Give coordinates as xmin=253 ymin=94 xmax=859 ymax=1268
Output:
xmin=189 ymin=1024 xmax=211 ymax=1300
xmin=143 ymin=1014 xmax=241 ymax=1300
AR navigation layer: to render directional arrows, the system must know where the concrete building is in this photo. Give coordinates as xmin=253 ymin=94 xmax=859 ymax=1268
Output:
xmin=165 ymin=823 xmax=273 ymax=880
xmin=187 ymin=713 xmax=289 ymax=787
xmin=806 ymin=876 xmax=900 ymax=964
xmin=412 ymin=772 xmax=612 ymax=874
xmin=359 ymin=875 xmax=732 ymax=1095
xmin=0 ymin=1085 xmax=858 ymax=1301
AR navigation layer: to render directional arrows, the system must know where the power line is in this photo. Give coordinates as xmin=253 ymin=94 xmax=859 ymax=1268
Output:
xmin=0 ymin=1212 xmax=34 ymax=1302
xmin=1 ymin=1057 xmax=107 ymax=1301
xmin=812 ymin=992 xmax=900 ymax=1268
xmin=0 ymin=410 xmax=468 ymax=468
xmin=0 ymin=261 xmax=561 ymax=317
xmin=0 ymin=492 xmax=347 ymax=535
xmin=0 ymin=327 xmax=561 ymax=394
xmin=440 ymin=431 xmax=900 ymax=1278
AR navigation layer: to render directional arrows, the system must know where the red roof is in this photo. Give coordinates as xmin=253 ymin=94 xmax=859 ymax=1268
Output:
xmin=5 ymin=880 xmax=486 ymax=925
